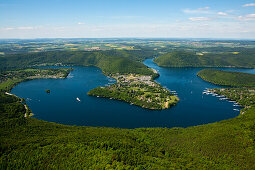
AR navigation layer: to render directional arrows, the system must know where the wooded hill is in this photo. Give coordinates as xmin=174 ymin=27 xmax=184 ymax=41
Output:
xmin=154 ymin=51 xmax=255 ymax=68
xmin=197 ymin=69 xmax=255 ymax=87
xmin=0 ymin=51 xmax=155 ymax=76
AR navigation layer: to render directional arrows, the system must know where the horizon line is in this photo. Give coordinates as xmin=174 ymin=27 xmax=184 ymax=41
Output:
xmin=0 ymin=37 xmax=255 ymax=41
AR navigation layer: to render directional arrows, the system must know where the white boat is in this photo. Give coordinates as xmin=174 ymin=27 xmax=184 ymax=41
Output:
xmin=233 ymin=109 xmax=239 ymax=111
xmin=76 ymin=97 xmax=81 ymax=102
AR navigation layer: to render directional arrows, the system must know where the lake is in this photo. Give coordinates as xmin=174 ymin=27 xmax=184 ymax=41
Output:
xmin=11 ymin=59 xmax=255 ymax=128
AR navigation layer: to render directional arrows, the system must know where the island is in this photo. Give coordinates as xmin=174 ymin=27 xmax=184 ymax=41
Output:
xmin=45 ymin=89 xmax=51 ymax=93
xmin=88 ymin=73 xmax=179 ymax=110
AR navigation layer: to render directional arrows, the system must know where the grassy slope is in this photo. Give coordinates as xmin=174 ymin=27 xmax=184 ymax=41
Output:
xmin=197 ymin=69 xmax=255 ymax=87
xmin=154 ymin=51 xmax=255 ymax=68
xmin=0 ymin=51 xmax=155 ymax=76
xmin=0 ymin=92 xmax=254 ymax=169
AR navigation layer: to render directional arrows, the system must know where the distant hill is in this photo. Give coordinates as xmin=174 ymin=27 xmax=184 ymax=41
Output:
xmin=0 ymin=51 xmax=155 ymax=76
xmin=154 ymin=51 xmax=255 ymax=68
xmin=197 ymin=69 xmax=255 ymax=87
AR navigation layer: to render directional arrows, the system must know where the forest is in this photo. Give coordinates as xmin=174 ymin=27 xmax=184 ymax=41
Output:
xmin=154 ymin=51 xmax=255 ymax=68
xmin=197 ymin=69 xmax=255 ymax=87
xmin=0 ymin=50 xmax=155 ymax=76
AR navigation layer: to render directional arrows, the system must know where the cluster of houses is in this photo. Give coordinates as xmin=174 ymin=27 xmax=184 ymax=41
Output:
xmin=113 ymin=74 xmax=156 ymax=87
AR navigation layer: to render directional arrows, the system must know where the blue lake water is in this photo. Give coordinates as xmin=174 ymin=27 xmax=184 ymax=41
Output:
xmin=11 ymin=59 xmax=255 ymax=129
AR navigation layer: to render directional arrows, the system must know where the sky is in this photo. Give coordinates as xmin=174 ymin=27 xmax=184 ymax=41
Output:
xmin=0 ymin=0 xmax=255 ymax=39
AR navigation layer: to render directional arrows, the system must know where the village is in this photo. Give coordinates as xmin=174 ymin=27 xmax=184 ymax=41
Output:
xmin=88 ymin=73 xmax=179 ymax=110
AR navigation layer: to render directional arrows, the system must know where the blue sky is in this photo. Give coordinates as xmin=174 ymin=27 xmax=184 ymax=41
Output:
xmin=0 ymin=0 xmax=255 ymax=39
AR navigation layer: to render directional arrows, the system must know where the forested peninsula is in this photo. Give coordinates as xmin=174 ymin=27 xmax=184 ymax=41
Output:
xmin=88 ymin=73 xmax=179 ymax=110
xmin=197 ymin=69 xmax=255 ymax=87
xmin=0 ymin=68 xmax=72 ymax=92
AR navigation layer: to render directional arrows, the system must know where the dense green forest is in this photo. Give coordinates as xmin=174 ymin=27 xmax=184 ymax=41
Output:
xmin=0 ymin=50 xmax=155 ymax=76
xmin=197 ymin=69 xmax=255 ymax=87
xmin=154 ymin=51 xmax=255 ymax=68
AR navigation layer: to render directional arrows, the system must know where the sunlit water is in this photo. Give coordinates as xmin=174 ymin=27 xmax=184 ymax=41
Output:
xmin=11 ymin=59 xmax=255 ymax=128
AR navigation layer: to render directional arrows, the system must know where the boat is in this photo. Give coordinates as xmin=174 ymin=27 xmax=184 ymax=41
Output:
xmin=76 ymin=97 xmax=81 ymax=102
xmin=233 ymin=109 xmax=239 ymax=111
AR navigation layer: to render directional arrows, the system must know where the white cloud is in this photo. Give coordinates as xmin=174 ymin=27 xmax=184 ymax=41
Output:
xmin=217 ymin=12 xmax=228 ymax=16
xmin=237 ymin=14 xmax=255 ymax=21
xmin=189 ymin=17 xmax=211 ymax=21
xmin=183 ymin=7 xmax=210 ymax=14
xmin=17 ymin=27 xmax=34 ymax=30
xmin=3 ymin=27 xmax=14 ymax=30
xmin=77 ymin=22 xmax=85 ymax=25
xmin=0 ymin=22 xmax=255 ymax=39
xmin=242 ymin=3 xmax=255 ymax=7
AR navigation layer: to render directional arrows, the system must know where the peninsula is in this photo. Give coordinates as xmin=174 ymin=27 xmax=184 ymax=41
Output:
xmin=0 ymin=68 xmax=72 ymax=92
xmin=197 ymin=69 xmax=255 ymax=87
xmin=88 ymin=72 xmax=179 ymax=110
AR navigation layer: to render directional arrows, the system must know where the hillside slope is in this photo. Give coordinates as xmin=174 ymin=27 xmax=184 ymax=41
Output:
xmin=197 ymin=69 xmax=255 ymax=87
xmin=0 ymin=51 xmax=155 ymax=76
xmin=154 ymin=51 xmax=255 ymax=68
